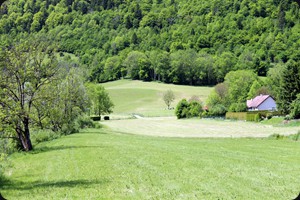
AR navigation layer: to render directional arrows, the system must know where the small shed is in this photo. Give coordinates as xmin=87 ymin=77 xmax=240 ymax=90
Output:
xmin=247 ymin=95 xmax=277 ymax=111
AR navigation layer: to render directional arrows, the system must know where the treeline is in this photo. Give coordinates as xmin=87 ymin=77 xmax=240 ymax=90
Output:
xmin=1 ymin=0 xmax=300 ymax=85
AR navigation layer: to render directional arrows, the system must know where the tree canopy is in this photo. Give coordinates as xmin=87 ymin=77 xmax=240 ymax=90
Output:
xmin=1 ymin=0 xmax=300 ymax=86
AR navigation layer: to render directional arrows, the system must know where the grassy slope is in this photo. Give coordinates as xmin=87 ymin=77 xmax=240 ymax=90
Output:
xmin=101 ymin=80 xmax=213 ymax=117
xmin=1 ymin=128 xmax=300 ymax=200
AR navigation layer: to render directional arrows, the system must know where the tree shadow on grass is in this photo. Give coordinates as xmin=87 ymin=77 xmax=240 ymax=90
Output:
xmin=30 ymin=145 xmax=109 ymax=155
xmin=1 ymin=178 xmax=110 ymax=191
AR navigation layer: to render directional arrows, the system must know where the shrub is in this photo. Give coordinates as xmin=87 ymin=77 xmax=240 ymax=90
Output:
xmin=175 ymin=99 xmax=189 ymax=119
xmin=254 ymin=113 xmax=262 ymax=122
xmin=61 ymin=122 xmax=79 ymax=135
xmin=176 ymin=99 xmax=203 ymax=119
xmin=31 ymin=129 xmax=61 ymax=144
xmin=188 ymin=101 xmax=203 ymax=118
xmin=208 ymin=104 xmax=227 ymax=117
xmin=75 ymin=114 xmax=96 ymax=129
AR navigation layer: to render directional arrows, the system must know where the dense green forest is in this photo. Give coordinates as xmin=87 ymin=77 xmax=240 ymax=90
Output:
xmin=0 ymin=0 xmax=300 ymax=85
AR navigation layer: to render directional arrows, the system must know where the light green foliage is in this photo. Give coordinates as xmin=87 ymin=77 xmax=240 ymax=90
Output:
xmin=162 ymin=89 xmax=175 ymax=109
xmin=207 ymin=104 xmax=227 ymax=117
xmin=266 ymin=63 xmax=286 ymax=101
xmin=225 ymin=70 xmax=259 ymax=104
xmin=1 ymin=128 xmax=300 ymax=199
xmin=207 ymin=70 xmax=257 ymax=116
xmin=49 ymin=67 xmax=90 ymax=134
xmin=86 ymin=84 xmax=114 ymax=117
xmin=0 ymin=38 xmax=59 ymax=151
xmin=247 ymin=80 xmax=263 ymax=99
xmin=229 ymin=103 xmax=247 ymax=112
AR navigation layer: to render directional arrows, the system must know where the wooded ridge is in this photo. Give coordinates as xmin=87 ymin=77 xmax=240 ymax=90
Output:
xmin=0 ymin=0 xmax=300 ymax=85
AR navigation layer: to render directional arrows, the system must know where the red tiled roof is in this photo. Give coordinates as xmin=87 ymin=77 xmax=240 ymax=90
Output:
xmin=247 ymin=95 xmax=271 ymax=108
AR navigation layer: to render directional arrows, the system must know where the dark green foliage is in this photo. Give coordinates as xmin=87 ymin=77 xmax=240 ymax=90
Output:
xmin=290 ymin=94 xmax=300 ymax=119
xmin=278 ymin=61 xmax=300 ymax=114
xmin=176 ymin=99 xmax=203 ymax=119
xmin=175 ymin=99 xmax=189 ymax=119
xmin=91 ymin=116 xmax=101 ymax=121
xmin=1 ymin=0 xmax=300 ymax=86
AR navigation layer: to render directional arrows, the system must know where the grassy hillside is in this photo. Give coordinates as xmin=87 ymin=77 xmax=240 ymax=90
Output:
xmin=101 ymin=80 xmax=213 ymax=117
xmin=1 ymin=128 xmax=300 ymax=199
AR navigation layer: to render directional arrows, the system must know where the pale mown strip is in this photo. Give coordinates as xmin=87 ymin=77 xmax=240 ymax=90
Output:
xmin=102 ymin=117 xmax=300 ymax=138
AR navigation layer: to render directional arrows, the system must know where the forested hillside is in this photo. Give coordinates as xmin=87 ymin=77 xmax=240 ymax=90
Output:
xmin=0 ymin=0 xmax=300 ymax=85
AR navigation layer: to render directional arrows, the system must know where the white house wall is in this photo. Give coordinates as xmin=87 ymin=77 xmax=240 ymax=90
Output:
xmin=257 ymin=97 xmax=277 ymax=111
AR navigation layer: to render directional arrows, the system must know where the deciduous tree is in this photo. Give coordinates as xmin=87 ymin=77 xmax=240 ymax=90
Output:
xmin=163 ymin=89 xmax=175 ymax=110
xmin=0 ymin=39 xmax=59 ymax=151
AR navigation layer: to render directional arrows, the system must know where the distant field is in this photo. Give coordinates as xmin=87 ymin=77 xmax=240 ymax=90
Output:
xmin=1 ymin=128 xmax=300 ymax=200
xmin=102 ymin=117 xmax=300 ymax=138
xmin=101 ymin=80 xmax=213 ymax=117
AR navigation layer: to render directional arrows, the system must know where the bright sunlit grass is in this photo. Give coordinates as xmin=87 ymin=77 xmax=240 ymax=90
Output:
xmin=1 ymin=128 xmax=300 ymax=200
xmin=101 ymin=80 xmax=213 ymax=117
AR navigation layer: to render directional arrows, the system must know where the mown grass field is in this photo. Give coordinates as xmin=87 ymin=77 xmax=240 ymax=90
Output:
xmin=101 ymin=80 xmax=213 ymax=117
xmin=102 ymin=117 xmax=300 ymax=138
xmin=1 ymin=128 xmax=300 ymax=200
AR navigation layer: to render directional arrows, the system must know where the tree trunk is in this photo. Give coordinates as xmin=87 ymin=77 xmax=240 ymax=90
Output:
xmin=23 ymin=118 xmax=33 ymax=151
xmin=16 ymin=118 xmax=33 ymax=151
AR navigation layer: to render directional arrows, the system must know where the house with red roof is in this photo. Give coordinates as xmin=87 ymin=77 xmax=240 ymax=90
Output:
xmin=247 ymin=94 xmax=277 ymax=111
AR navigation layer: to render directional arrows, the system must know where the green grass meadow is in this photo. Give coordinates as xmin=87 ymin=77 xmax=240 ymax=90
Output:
xmin=1 ymin=128 xmax=300 ymax=200
xmin=101 ymin=80 xmax=213 ymax=117
xmin=1 ymin=80 xmax=300 ymax=200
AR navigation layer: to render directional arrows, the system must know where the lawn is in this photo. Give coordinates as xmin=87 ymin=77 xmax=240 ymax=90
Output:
xmin=1 ymin=128 xmax=300 ymax=200
xmin=101 ymin=80 xmax=213 ymax=117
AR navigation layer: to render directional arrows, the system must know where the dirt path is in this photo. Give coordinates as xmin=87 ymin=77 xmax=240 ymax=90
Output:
xmin=102 ymin=117 xmax=299 ymax=138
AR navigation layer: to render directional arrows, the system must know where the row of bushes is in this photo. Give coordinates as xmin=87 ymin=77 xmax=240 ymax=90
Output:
xmin=226 ymin=111 xmax=282 ymax=122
